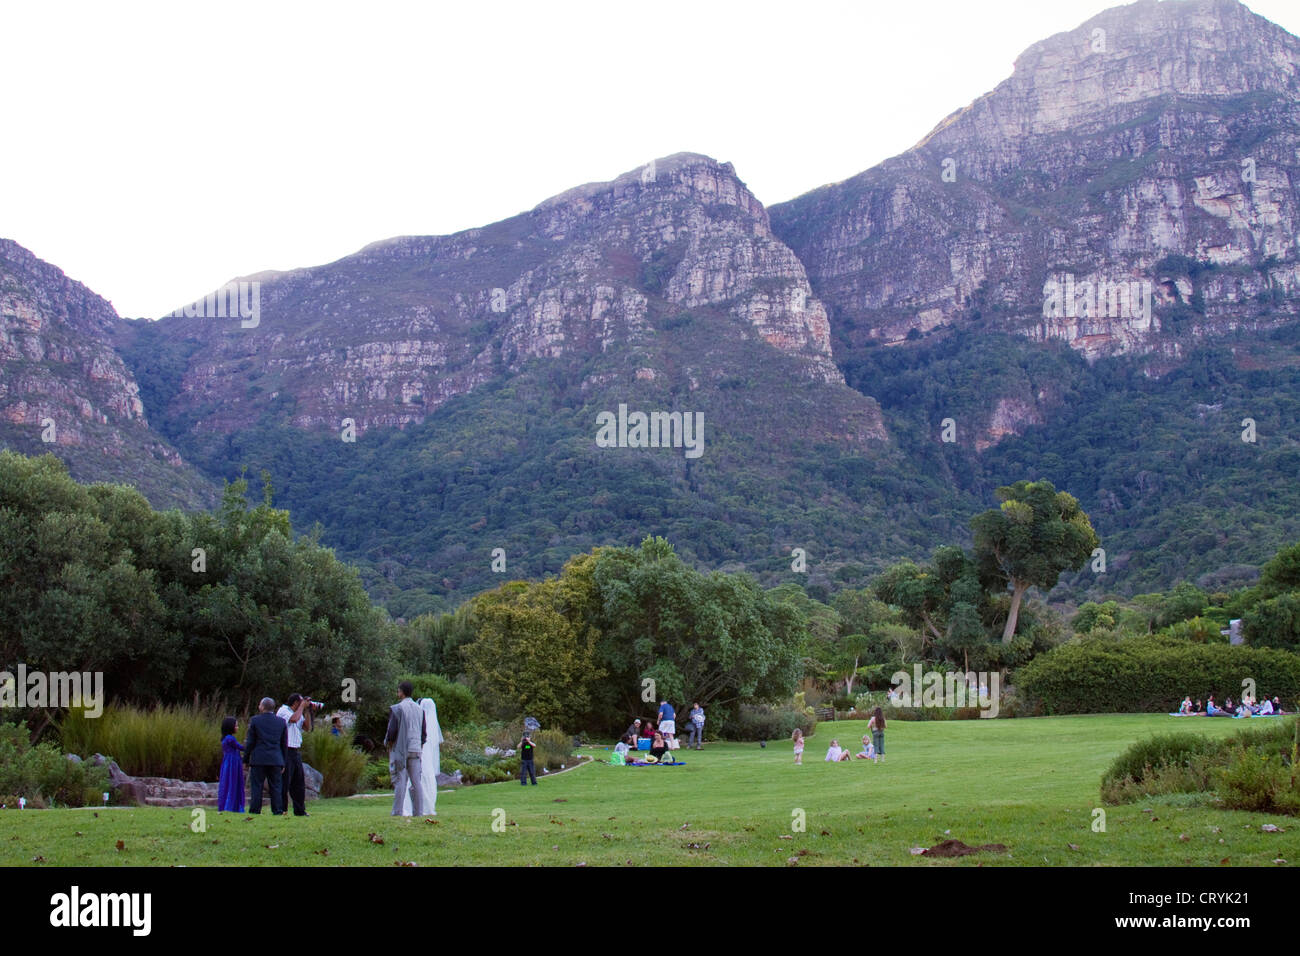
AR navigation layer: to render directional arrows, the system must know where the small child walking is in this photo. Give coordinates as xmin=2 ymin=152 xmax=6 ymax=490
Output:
xmin=792 ymin=728 xmax=805 ymax=764
xmin=217 ymin=716 xmax=245 ymax=812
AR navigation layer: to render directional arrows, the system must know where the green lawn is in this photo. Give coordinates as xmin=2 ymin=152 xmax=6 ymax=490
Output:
xmin=4 ymin=715 xmax=1294 ymax=866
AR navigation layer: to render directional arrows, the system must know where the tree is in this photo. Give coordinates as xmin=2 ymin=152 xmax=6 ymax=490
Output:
xmin=971 ymin=480 xmax=1099 ymax=643
xmin=588 ymin=537 xmax=804 ymax=726
xmin=463 ymin=578 xmax=605 ymax=727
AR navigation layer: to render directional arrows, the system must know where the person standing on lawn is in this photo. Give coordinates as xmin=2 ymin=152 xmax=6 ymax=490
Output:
xmin=385 ymin=681 xmax=427 ymax=816
xmin=657 ymin=700 xmax=676 ymax=743
xmin=868 ymin=706 xmax=886 ymax=763
xmin=519 ymin=732 xmax=538 ymax=785
xmin=277 ymin=693 xmax=311 ymax=817
xmin=687 ymin=701 xmax=705 ymax=750
xmin=244 ymin=698 xmax=289 ymax=815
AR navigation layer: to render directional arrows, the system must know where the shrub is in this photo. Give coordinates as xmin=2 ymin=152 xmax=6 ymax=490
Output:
xmin=58 ymin=703 xmax=222 ymax=780
xmin=1101 ymin=732 xmax=1220 ymax=802
xmin=1101 ymin=718 xmax=1300 ymax=813
xmin=397 ymin=674 xmax=480 ymax=729
xmin=1015 ymin=636 xmax=1300 ymax=714
xmin=0 ymin=721 xmax=110 ymax=807
xmin=718 ymin=703 xmax=816 ymax=741
xmin=529 ymin=728 xmax=574 ymax=771
xmin=363 ymin=757 xmax=392 ymax=791
xmin=300 ymin=730 xmax=367 ymax=797
xmin=1213 ymin=750 xmax=1294 ymax=812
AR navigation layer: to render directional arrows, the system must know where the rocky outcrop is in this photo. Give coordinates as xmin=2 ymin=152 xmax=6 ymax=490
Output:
xmin=105 ymin=756 xmax=322 ymax=808
xmin=771 ymin=0 xmax=1300 ymax=364
xmin=131 ymin=153 xmax=844 ymax=437
xmin=0 ymin=239 xmax=216 ymax=508
xmin=1 ymin=239 xmax=146 ymax=443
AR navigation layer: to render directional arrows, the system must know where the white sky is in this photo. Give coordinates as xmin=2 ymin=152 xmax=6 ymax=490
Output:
xmin=2 ymin=0 xmax=1298 ymax=319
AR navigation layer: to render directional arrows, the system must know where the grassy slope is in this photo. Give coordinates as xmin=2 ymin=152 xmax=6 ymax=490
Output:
xmin=5 ymin=715 xmax=1293 ymax=867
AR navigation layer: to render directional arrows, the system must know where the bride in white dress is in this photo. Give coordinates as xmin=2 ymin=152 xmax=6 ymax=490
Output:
xmin=401 ymin=697 xmax=443 ymax=816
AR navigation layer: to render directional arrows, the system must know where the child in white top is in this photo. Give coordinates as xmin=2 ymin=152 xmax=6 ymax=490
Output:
xmin=825 ymin=739 xmax=850 ymax=762
xmin=792 ymin=728 xmax=805 ymax=764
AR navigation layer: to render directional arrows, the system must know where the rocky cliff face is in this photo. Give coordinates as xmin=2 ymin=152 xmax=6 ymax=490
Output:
xmin=1 ymin=238 xmax=145 ymax=442
xmin=771 ymin=0 xmax=1300 ymax=446
xmin=131 ymin=153 xmax=847 ymax=438
xmin=0 ymin=239 xmax=215 ymax=507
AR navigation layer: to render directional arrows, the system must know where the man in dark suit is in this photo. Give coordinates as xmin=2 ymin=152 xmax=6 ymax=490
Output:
xmin=244 ymin=696 xmax=289 ymax=815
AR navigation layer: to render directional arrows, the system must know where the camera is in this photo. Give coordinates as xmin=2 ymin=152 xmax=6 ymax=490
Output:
xmin=308 ymin=700 xmax=325 ymax=710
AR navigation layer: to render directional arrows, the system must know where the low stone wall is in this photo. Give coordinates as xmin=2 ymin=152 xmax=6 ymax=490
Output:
xmin=98 ymin=756 xmax=323 ymax=808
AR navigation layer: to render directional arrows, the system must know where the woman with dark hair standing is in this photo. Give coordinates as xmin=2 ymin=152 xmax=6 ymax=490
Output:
xmin=217 ymin=716 xmax=245 ymax=812
xmin=868 ymin=707 xmax=886 ymax=764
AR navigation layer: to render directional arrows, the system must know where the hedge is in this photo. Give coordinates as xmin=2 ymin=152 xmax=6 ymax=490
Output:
xmin=1013 ymin=635 xmax=1300 ymax=714
xmin=396 ymin=674 xmax=480 ymax=729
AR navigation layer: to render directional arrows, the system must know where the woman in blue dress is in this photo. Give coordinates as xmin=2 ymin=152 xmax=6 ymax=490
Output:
xmin=217 ymin=716 xmax=245 ymax=812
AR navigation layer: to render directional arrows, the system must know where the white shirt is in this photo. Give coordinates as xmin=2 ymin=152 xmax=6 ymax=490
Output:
xmin=276 ymin=704 xmax=304 ymax=749
xmin=825 ymin=745 xmax=844 ymax=762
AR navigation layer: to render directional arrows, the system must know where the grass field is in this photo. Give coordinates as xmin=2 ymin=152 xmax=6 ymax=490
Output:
xmin=4 ymin=715 xmax=1294 ymax=867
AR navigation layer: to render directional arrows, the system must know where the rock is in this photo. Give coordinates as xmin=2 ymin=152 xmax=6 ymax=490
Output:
xmin=303 ymin=763 xmax=323 ymax=798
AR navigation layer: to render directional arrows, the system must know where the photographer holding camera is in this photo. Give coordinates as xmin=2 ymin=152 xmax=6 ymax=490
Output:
xmin=276 ymin=693 xmax=319 ymax=817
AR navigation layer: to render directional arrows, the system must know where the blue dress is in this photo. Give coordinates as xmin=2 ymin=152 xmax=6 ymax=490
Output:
xmin=217 ymin=734 xmax=245 ymax=812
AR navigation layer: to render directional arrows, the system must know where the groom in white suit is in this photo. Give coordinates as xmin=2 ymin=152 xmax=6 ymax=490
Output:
xmin=384 ymin=681 xmax=427 ymax=816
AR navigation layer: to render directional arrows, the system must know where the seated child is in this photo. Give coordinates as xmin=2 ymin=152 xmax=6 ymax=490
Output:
xmin=854 ymin=734 xmax=876 ymax=759
xmin=1179 ymin=697 xmax=1193 ymax=714
xmin=824 ymin=739 xmax=851 ymax=762
xmin=612 ymin=735 xmax=631 ymax=764
xmin=1260 ymin=698 xmax=1274 ymax=715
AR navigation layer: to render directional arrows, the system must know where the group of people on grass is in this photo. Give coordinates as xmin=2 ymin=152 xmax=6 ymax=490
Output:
xmin=1176 ymin=693 xmax=1287 ymax=717
xmin=613 ymin=701 xmax=705 ymax=764
xmin=217 ymin=694 xmax=320 ymax=816
xmin=793 ymin=706 xmax=887 ymax=765
xmin=217 ymin=682 xmax=444 ymax=817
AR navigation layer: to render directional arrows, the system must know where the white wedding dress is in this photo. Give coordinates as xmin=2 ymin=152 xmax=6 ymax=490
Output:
xmin=401 ymin=698 xmax=443 ymax=816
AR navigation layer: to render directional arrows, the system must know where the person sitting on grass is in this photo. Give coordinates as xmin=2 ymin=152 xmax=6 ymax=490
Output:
xmin=854 ymin=734 xmax=876 ymax=760
xmin=1194 ymin=699 xmax=1203 ymax=714
xmin=613 ymin=735 xmax=632 ymax=764
xmin=1179 ymin=697 xmax=1193 ymax=715
xmin=1260 ymin=697 xmax=1274 ymax=715
xmin=825 ymin=739 xmax=851 ymax=762
xmin=649 ymin=732 xmax=669 ymax=761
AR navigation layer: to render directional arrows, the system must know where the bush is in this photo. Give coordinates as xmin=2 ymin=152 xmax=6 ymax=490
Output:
xmin=718 ymin=703 xmax=816 ymax=741
xmin=300 ymin=730 xmax=367 ymax=797
xmin=1101 ymin=718 xmax=1300 ymax=813
xmin=58 ymin=703 xmax=222 ymax=780
xmin=529 ymin=728 xmax=574 ymax=771
xmin=362 ymin=757 xmax=392 ymax=791
xmin=0 ymin=721 xmax=111 ymax=807
xmin=397 ymin=674 xmax=481 ymax=729
xmin=1214 ymin=750 xmax=1295 ymax=812
xmin=1015 ymin=636 xmax=1300 ymax=714
xmin=1101 ymin=732 xmax=1220 ymax=802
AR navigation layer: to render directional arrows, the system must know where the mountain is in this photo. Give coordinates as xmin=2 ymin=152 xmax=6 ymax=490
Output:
xmin=772 ymin=0 xmax=1300 ymax=370
xmin=766 ymin=0 xmax=1300 ymax=595
xmin=0 ymin=239 xmax=215 ymax=509
xmin=114 ymin=154 xmax=935 ymax=616
xmin=10 ymin=0 xmax=1300 ymax=613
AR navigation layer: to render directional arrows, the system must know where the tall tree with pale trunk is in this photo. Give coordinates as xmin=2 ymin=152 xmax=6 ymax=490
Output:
xmin=971 ymin=480 xmax=1098 ymax=643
